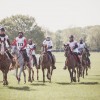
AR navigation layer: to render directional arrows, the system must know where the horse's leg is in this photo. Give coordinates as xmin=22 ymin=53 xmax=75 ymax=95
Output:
xmin=73 ymin=68 xmax=76 ymax=82
xmin=31 ymin=67 xmax=34 ymax=82
xmin=83 ymin=65 xmax=85 ymax=78
xmin=68 ymin=68 xmax=73 ymax=83
xmin=51 ymin=66 xmax=53 ymax=76
xmin=42 ymin=68 xmax=45 ymax=83
xmin=18 ymin=65 xmax=24 ymax=84
xmin=16 ymin=67 xmax=18 ymax=80
xmin=3 ymin=72 xmax=6 ymax=85
xmin=28 ymin=67 xmax=32 ymax=82
xmin=23 ymin=70 xmax=26 ymax=84
xmin=37 ymin=68 xmax=39 ymax=80
xmin=77 ymin=67 xmax=80 ymax=82
xmin=47 ymin=67 xmax=51 ymax=82
xmin=5 ymin=72 xmax=8 ymax=85
xmin=86 ymin=65 xmax=88 ymax=76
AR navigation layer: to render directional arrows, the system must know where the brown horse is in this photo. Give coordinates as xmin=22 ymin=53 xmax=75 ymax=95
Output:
xmin=39 ymin=45 xmax=53 ymax=83
xmin=81 ymin=48 xmax=90 ymax=78
xmin=64 ymin=44 xmax=81 ymax=82
xmin=0 ymin=41 xmax=11 ymax=85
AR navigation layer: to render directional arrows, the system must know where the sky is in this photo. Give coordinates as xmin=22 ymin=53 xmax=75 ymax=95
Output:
xmin=0 ymin=0 xmax=100 ymax=32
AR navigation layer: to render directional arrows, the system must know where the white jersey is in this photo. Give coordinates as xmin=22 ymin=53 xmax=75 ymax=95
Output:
xmin=26 ymin=44 xmax=36 ymax=55
xmin=67 ymin=40 xmax=79 ymax=53
xmin=15 ymin=37 xmax=26 ymax=50
xmin=78 ymin=43 xmax=86 ymax=52
xmin=43 ymin=40 xmax=53 ymax=51
xmin=0 ymin=35 xmax=9 ymax=48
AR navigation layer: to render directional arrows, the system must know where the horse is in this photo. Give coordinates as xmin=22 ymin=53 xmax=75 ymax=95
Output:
xmin=39 ymin=45 xmax=53 ymax=83
xmin=11 ymin=45 xmax=33 ymax=84
xmin=81 ymin=48 xmax=90 ymax=78
xmin=26 ymin=47 xmax=39 ymax=81
xmin=64 ymin=44 xmax=81 ymax=82
xmin=0 ymin=41 xmax=11 ymax=85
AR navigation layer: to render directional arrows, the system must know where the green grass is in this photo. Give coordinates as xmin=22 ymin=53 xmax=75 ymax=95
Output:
xmin=0 ymin=52 xmax=100 ymax=100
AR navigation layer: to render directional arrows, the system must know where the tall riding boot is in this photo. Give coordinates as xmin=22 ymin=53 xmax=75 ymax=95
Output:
xmin=52 ymin=57 xmax=56 ymax=69
xmin=32 ymin=55 xmax=37 ymax=66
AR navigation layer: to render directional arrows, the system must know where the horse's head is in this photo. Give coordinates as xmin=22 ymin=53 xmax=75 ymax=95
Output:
xmin=0 ymin=41 xmax=6 ymax=55
xmin=11 ymin=45 xmax=18 ymax=55
xmin=64 ymin=44 xmax=71 ymax=57
xmin=42 ymin=44 xmax=48 ymax=53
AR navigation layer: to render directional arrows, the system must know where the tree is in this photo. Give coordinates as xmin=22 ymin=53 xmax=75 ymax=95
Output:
xmin=0 ymin=15 xmax=45 ymax=52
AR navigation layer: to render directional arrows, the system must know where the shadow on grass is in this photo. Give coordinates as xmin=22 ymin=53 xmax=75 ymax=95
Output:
xmin=79 ymin=82 xmax=100 ymax=85
xmin=56 ymin=82 xmax=73 ymax=85
xmin=7 ymin=86 xmax=36 ymax=91
xmin=56 ymin=82 xmax=100 ymax=85
xmin=30 ymin=83 xmax=46 ymax=86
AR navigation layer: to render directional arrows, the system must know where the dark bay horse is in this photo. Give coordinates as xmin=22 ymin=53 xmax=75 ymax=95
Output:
xmin=39 ymin=45 xmax=53 ymax=83
xmin=81 ymin=48 xmax=90 ymax=78
xmin=0 ymin=41 xmax=11 ymax=85
xmin=64 ymin=44 xmax=81 ymax=82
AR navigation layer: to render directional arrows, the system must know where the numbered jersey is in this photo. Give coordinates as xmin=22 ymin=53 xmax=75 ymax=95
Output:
xmin=15 ymin=37 xmax=26 ymax=50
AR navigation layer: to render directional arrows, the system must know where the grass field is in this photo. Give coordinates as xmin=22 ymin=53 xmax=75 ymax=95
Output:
xmin=0 ymin=52 xmax=100 ymax=100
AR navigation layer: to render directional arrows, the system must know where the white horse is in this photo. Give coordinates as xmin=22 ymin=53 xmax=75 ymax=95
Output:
xmin=26 ymin=47 xmax=39 ymax=81
xmin=11 ymin=45 xmax=32 ymax=83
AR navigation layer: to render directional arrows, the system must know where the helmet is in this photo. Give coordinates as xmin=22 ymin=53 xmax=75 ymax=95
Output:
xmin=18 ymin=32 xmax=24 ymax=38
xmin=28 ymin=39 xmax=32 ymax=44
xmin=80 ymin=38 xmax=83 ymax=41
xmin=69 ymin=35 xmax=74 ymax=38
xmin=0 ymin=27 xmax=5 ymax=32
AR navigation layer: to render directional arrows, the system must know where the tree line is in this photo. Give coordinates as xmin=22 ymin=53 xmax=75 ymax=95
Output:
xmin=0 ymin=15 xmax=100 ymax=52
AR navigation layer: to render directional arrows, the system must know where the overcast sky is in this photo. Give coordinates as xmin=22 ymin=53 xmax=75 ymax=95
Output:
xmin=0 ymin=0 xmax=100 ymax=31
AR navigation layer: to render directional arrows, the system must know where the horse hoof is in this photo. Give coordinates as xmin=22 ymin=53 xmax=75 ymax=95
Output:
xmin=24 ymin=81 xmax=26 ymax=84
xmin=6 ymin=81 xmax=8 ymax=85
xmin=73 ymin=77 xmax=76 ymax=82
xmin=18 ymin=78 xmax=20 ymax=84
xmin=86 ymin=73 xmax=88 ymax=76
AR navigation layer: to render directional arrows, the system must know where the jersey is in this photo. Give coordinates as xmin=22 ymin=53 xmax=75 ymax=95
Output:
xmin=26 ymin=44 xmax=36 ymax=55
xmin=0 ymin=34 xmax=9 ymax=48
xmin=78 ymin=42 xmax=86 ymax=52
xmin=13 ymin=37 xmax=27 ymax=50
xmin=43 ymin=40 xmax=53 ymax=51
xmin=67 ymin=40 xmax=79 ymax=53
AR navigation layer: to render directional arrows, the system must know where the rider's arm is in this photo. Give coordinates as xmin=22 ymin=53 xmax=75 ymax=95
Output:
xmin=12 ymin=38 xmax=17 ymax=46
xmin=5 ymin=35 xmax=11 ymax=46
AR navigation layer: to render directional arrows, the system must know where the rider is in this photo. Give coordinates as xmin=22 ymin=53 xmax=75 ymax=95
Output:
xmin=42 ymin=36 xmax=56 ymax=69
xmin=12 ymin=32 xmax=30 ymax=67
xmin=78 ymin=38 xmax=86 ymax=53
xmin=78 ymin=38 xmax=91 ymax=67
xmin=0 ymin=27 xmax=13 ymax=60
xmin=27 ymin=39 xmax=37 ymax=67
xmin=63 ymin=35 xmax=81 ymax=70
